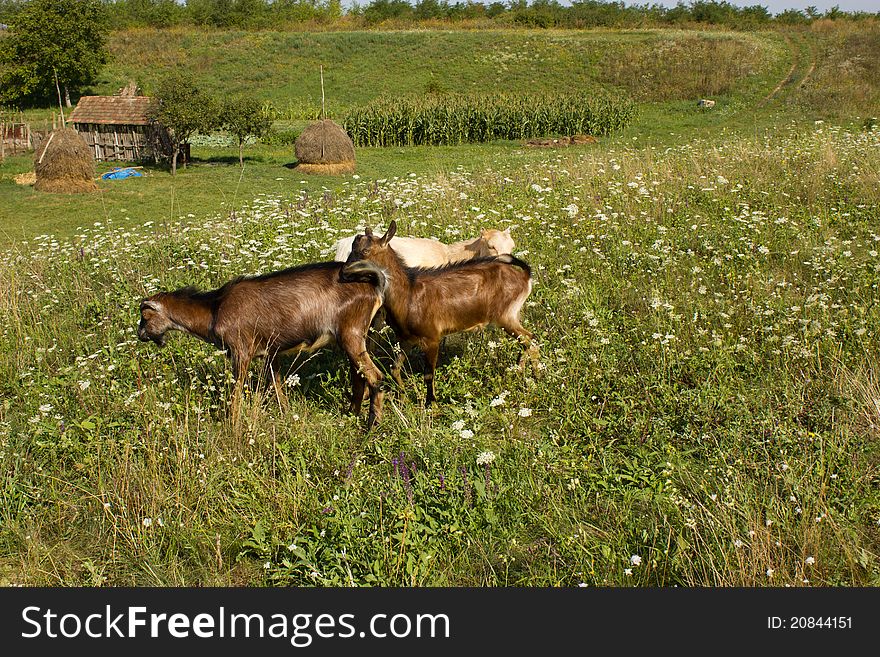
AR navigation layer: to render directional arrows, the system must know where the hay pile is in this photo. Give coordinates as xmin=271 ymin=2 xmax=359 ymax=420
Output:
xmin=14 ymin=172 xmax=36 ymax=186
xmin=525 ymin=134 xmax=598 ymax=148
xmin=33 ymin=128 xmax=98 ymax=193
xmin=294 ymin=119 xmax=355 ymax=175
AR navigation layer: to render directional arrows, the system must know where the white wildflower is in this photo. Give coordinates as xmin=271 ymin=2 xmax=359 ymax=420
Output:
xmin=490 ymin=392 xmax=509 ymax=407
xmin=476 ymin=451 xmax=496 ymax=466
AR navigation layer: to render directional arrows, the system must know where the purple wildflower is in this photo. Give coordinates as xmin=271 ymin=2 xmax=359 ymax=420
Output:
xmin=400 ymin=460 xmax=413 ymax=505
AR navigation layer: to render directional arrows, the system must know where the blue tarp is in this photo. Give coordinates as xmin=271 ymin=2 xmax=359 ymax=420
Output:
xmin=101 ymin=167 xmax=143 ymax=180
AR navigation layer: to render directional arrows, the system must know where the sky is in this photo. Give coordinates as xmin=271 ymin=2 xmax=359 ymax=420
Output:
xmin=340 ymin=0 xmax=879 ymax=15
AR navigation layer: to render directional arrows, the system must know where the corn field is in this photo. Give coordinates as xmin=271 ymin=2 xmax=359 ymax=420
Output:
xmin=342 ymin=92 xmax=637 ymax=147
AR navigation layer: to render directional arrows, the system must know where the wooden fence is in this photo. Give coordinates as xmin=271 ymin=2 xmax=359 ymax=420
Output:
xmin=0 ymin=119 xmax=33 ymax=159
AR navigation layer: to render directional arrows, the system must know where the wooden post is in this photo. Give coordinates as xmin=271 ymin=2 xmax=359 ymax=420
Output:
xmin=54 ymin=68 xmax=66 ymax=126
xmin=320 ymin=64 xmax=325 ymax=120
xmin=1 ymin=121 xmax=5 ymax=161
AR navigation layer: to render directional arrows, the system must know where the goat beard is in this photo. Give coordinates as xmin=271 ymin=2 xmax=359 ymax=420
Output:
xmin=152 ymin=333 xmax=168 ymax=347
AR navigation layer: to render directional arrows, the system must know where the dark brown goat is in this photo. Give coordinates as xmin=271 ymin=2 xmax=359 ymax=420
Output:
xmin=137 ymin=262 xmax=386 ymax=427
xmin=341 ymin=220 xmax=539 ymax=406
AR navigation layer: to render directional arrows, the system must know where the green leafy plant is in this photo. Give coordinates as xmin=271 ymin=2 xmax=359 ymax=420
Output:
xmin=0 ymin=0 xmax=108 ymax=106
xmin=220 ymin=95 xmax=273 ymax=167
xmin=150 ymin=69 xmax=219 ymax=175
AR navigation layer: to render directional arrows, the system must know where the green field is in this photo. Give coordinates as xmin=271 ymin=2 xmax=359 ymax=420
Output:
xmin=1 ymin=22 xmax=880 ymax=586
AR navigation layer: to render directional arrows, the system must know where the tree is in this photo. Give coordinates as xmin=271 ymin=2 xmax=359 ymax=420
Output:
xmin=221 ymin=96 xmax=273 ymax=167
xmin=0 ymin=0 xmax=108 ymax=107
xmin=151 ymin=70 xmax=218 ymax=175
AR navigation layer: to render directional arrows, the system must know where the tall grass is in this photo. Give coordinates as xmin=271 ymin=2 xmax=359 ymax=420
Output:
xmin=2 ymin=124 xmax=880 ymax=586
xmin=794 ymin=20 xmax=880 ymax=121
xmin=343 ymin=92 xmax=636 ymax=147
xmin=596 ymin=33 xmax=773 ymax=100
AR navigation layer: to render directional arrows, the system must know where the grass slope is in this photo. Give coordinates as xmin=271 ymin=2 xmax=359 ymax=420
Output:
xmin=99 ymin=28 xmax=780 ymax=116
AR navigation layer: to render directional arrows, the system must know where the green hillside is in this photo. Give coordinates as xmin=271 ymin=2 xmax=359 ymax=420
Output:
xmin=97 ymin=28 xmax=785 ymax=118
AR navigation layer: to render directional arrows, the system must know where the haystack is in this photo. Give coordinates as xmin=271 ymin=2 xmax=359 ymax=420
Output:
xmin=14 ymin=172 xmax=36 ymax=186
xmin=294 ymin=119 xmax=355 ymax=175
xmin=33 ymin=127 xmax=98 ymax=193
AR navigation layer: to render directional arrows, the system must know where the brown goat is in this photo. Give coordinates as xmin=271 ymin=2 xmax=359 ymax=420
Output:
xmin=137 ymin=262 xmax=386 ymax=427
xmin=341 ymin=220 xmax=539 ymax=406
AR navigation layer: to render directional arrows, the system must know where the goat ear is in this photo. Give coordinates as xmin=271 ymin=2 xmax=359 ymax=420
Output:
xmin=141 ymin=299 xmax=159 ymax=312
xmin=504 ymin=227 xmax=512 ymax=235
xmin=364 ymin=225 xmax=373 ymax=237
xmin=381 ymin=220 xmax=397 ymax=246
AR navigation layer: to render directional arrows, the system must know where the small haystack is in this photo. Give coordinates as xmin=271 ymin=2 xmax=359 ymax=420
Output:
xmin=14 ymin=172 xmax=36 ymax=186
xmin=525 ymin=134 xmax=598 ymax=148
xmin=294 ymin=119 xmax=355 ymax=175
xmin=34 ymin=127 xmax=98 ymax=193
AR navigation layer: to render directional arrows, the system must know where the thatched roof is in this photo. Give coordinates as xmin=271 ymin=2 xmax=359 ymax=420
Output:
xmin=294 ymin=119 xmax=355 ymax=171
xmin=70 ymin=96 xmax=157 ymax=126
xmin=33 ymin=128 xmax=98 ymax=194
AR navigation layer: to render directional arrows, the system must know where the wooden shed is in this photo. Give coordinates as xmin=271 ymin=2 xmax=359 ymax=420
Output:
xmin=69 ymin=95 xmax=174 ymax=163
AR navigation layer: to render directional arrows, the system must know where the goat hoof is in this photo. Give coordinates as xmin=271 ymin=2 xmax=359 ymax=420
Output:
xmin=365 ymin=412 xmax=380 ymax=431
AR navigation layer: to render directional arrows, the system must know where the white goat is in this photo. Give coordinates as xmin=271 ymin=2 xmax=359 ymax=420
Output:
xmin=333 ymin=228 xmax=514 ymax=268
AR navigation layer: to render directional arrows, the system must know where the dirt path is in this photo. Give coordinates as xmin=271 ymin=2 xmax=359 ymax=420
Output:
xmin=798 ymin=61 xmax=816 ymax=89
xmin=759 ymin=32 xmax=816 ymax=107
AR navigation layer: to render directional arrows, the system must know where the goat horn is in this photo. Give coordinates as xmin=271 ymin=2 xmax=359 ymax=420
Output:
xmin=381 ymin=220 xmax=397 ymax=245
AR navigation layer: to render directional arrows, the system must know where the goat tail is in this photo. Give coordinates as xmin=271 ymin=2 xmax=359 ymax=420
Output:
xmin=341 ymin=261 xmax=388 ymax=298
xmin=495 ymin=253 xmax=532 ymax=276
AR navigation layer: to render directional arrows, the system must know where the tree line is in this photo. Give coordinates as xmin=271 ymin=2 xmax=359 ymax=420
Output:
xmin=0 ymin=0 xmax=876 ymax=31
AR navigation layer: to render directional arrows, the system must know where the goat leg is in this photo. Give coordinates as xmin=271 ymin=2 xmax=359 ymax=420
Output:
xmin=341 ymin=335 xmax=384 ymax=429
xmin=229 ymin=351 xmax=250 ymax=423
xmin=422 ymin=341 xmax=440 ymax=407
xmin=349 ymin=362 xmax=366 ymax=417
xmin=391 ymin=348 xmax=407 ymax=390
xmin=501 ymin=321 xmax=540 ymax=375
xmin=268 ymin=354 xmax=288 ymax=411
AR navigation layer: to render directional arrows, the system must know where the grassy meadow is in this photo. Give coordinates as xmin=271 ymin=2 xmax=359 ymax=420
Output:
xmin=1 ymin=22 xmax=880 ymax=586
